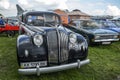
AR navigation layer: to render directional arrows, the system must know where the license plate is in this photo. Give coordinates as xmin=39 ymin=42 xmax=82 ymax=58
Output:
xmin=21 ymin=61 xmax=47 ymax=68
xmin=102 ymin=42 xmax=111 ymax=44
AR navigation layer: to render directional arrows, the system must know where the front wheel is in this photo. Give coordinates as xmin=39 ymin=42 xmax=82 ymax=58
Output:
xmin=7 ymin=31 xmax=15 ymax=37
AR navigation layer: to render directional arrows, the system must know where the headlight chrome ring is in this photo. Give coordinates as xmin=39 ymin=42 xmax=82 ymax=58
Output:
xmin=33 ymin=34 xmax=43 ymax=47
xmin=113 ymin=35 xmax=118 ymax=38
xmin=69 ymin=33 xmax=77 ymax=43
xmin=95 ymin=35 xmax=100 ymax=39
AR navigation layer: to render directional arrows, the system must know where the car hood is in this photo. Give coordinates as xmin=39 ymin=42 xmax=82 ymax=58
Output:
xmin=31 ymin=26 xmax=66 ymax=34
xmin=86 ymin=28 xmax=118 ymax=35
xmin=31 ymin=26 xmax=56 ymax=32
xmin=110 ymin=28 xmax=120 ymax=33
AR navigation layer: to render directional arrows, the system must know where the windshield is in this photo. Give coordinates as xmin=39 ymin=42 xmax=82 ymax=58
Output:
xmin=113 ymin=21 xmax=120 ymax=27
xmin=26 ymin=14 xmax=60 ymax=27
xmin=99 ymin=21 xmax=118 ymax=28
xmin=80 ymin=21 xmax=101 ymax=29
xmin=8 ymin=19 xmax=18 ymax=24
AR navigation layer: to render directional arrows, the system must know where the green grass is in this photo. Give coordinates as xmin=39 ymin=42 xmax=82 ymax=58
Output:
xmin=0 ymin=35 xmax=120 ymax=80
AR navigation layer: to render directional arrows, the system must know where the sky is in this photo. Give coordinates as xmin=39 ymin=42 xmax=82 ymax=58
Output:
xmin=0 ymin=0 xmax=120 ymax=17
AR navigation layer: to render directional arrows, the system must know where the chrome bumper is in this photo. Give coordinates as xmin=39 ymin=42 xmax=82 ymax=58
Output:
xmin=18 ymin=59 xmax=90 ymax=76
xmin=94 ymin=39 xmax=119 ymax=42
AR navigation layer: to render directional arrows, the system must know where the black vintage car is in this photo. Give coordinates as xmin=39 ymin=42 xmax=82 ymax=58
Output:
xmin=64 ymin=20 xmax=119 ymax=45
xmin=16 ymin=11 xmax=90 ymax=75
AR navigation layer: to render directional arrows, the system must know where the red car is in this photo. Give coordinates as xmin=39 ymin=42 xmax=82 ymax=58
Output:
xmin=0 ymin=19 xmax=19 ymax=37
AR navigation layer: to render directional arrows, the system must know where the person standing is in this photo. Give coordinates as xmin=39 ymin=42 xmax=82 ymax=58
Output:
xmin=0 ymin=17 xmax=5 ymax=25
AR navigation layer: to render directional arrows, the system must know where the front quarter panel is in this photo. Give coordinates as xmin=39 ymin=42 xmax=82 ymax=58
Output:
xmin=17 ymin=35 xmax=31 ymax=48
xmin=68 ymin=33 xmax=88 ymax=62
xmin=17 ymin=35 xmax=31 ymax=65
xmin=17 ymin=34 xmax=48 ymax=67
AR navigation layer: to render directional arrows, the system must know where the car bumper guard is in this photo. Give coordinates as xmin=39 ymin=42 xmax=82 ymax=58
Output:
xmin=18 ymin=59 xmax=90 ymax=76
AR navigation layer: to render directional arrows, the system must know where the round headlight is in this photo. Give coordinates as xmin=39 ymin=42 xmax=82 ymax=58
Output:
xmin=95 ymin=35 xmax=100 ymax=39
xmin=69 ymin=33 xmax=77 ymax=43
xmin=33 ymin=34 xmax=43 ymax=47
xmin=113 ymin=35 xmax=118 ymax=38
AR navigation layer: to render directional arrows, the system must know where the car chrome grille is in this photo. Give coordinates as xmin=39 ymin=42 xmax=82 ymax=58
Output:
xmin=47 ymin=30 xmax=58 ymax=63
xmin=59 ymin=31 xmax=68 ymax=62
xmin=97 ymin=35 xmax=114 ymax=40
xmin=47 ymin=30 xmax=68 ymax=64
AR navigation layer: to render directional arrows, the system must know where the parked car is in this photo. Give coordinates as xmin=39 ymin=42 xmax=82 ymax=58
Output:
xmin=16 ymin=10 xmax=90 ymax=75
xmin=7 ymin=19 xmax=19 ymax=26
xmin=0 ymin=18 xmax=19 ymax=37
xmin=63 ymin=20 xmax=119 ymax=45
xmin=95 ymin=20 xmax=120 ymax=40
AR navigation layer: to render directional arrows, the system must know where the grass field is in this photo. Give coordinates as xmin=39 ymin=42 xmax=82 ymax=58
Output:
xmin=0 ymin=35 xmax=120 ymax=80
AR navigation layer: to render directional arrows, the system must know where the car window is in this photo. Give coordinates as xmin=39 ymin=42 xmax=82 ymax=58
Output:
xmin=8 ymin=19 xmax=18 ymax=25
xmin=26 ymin=14 xmax=60 ymax=27
xmin=80 ymin=21 xmax=100 ymax=29
xmin=27 ymin=15 xmax=44 ymax=26
xmin=114 ymin=21 xmax=120 ymax=27
xmin=107 ymin=22 xmax=117 ymax=28
xmin=101 ymin=22 xmax=110 ymax=28
xmin=73 ymin=20 xmax=82 ymax=28
xmin=44 ymin=14 xmax=59 ymax=27
xmin=100 ymin=21 xmax=118 ymax=28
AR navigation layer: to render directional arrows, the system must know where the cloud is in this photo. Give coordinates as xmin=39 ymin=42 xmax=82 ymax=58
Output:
xmin=105 ymin=5 xmax=120 ymax=16
xmin=35 ymin=0 xmax=58 ymax=5
xmin=17 ymin=0 xmax=33 ymax=9
xmin=16 ymin=0 xmax=68 ymax=11
xmin=65 ymin=0 xmax=106 ymax=15
xmin=66 ymin=0 xmax=81 ymax=10
xmin=85 ymin=5 xmax=120 ymax=16
xmin=18 ymin=0 xmax=29 ymax=5
xmin=0 ymin=2 xmax=17 ymax=16
xmin=1 ymin=0 xmax=120 ymax=17
xmin=90 ymin=9 xmax=105 ymax=15
xmin=88 ymin=5 xmax=120 ymax=16
xmin=35 ymin=0 xmax=68 ymax=9
xmin=0 ymin=0 xmax=10 ymax=9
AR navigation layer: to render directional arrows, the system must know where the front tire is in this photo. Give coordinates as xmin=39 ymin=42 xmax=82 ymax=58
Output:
xmin=7 ymin=31 xmax=15 ymax=37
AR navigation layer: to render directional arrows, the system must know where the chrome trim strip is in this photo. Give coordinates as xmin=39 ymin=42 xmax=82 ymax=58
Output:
xmin=56 ymin=28 xmax=61 ymax=63
xmin=94 ymin=39 xmax=119 ymax=42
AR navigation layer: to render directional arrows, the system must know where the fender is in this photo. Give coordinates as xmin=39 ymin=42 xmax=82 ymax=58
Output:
xmin=17 ymin=35 xmax=31 ymax=66
xmin=68 ymin=33 xmax=88 ymax=61
xmin=17 ymin=34 xmax=48 ymax=63
xmin=17 ymin=35 xmax=31 ymax=58
xmin=17 ymin=35 xmax=31 ymax=48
